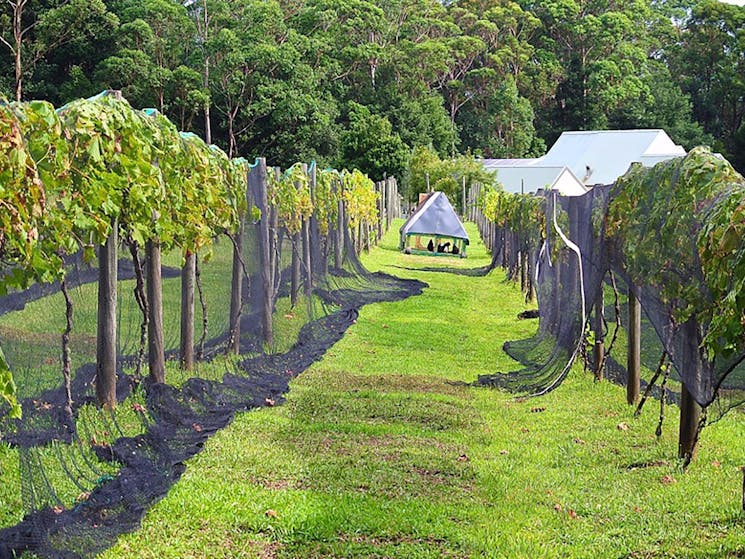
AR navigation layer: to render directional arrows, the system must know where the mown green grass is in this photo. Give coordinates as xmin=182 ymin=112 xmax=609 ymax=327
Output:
xmin=0 ymin=233 xmax=321 ymax=535
xmin=102 ymin=220 xmax=744 ymax=559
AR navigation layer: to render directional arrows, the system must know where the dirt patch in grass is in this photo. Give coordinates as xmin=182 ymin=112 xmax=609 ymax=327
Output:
xmin=250 ymin=477 xmax=297 ymax=491
xmin=309 ymin=371 xmax=472 ymax=398
xmin=279 ymin=533 xmax=469 ymax=559
xmin=282 ymin=432 xmax=477 ymax=500
xmin=286 ymin=389 xmax=478 ymax=433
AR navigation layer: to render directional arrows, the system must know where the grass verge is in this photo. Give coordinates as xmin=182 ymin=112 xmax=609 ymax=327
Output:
xmin=95 ymin=221 xmax=745 ymax=557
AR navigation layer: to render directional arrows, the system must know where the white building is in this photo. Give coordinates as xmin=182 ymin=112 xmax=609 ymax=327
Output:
xmin=481 ymin=160 xmax=586 ymax=196
xmin=482 ymin=129 xmax=686 ymax=196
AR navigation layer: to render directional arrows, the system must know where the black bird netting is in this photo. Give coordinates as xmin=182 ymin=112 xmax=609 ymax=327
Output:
xmin=0 ymin=161 xmax=423 ymax=558
xmin=475 ymin=147 xmax=745 ymax=424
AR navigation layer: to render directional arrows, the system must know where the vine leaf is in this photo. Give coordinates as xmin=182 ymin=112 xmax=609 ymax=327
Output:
xmin=0 ymin=347 xmax=21 ymax=419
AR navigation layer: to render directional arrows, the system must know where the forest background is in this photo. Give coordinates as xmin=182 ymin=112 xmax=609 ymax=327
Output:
xmin=2 ymin=0 xmax=743 ymax=201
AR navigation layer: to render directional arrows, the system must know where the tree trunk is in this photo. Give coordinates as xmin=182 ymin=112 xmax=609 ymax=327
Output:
xmin=13 ymin=1 xmax=23 ymax=101
xmin=146 ymin=240 xmax=165 ymax=384
xmin=180 ymin=251 xmax=195 ymax=370
xmin=201 ymin=0 xmax=212 ymax=145
xmin=96 ymin=221 xmax=118 ymax=409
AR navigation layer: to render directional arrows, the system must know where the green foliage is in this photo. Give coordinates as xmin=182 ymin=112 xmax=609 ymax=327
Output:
xmin=340 ymin=102 xmax=408 ymax=181
xmin=314 ymin=168 xmax=341 ymax=236
xmin=0 ymin=102 xmax=47 ymax=281
xmin=102 ymin=222 xmax=744 ymax=559
xmin=482 ymin=187 xmax=545 ymax=254
xmin=0 ymin=347 xmax=21 ymax=420
xmin=342 ymin=169 xmax=379 ymax=230
xmin=0 ymin=92 xmax=248 ymax=420
xmin=608 ymin=147 xmax=745 ymax=359
xmin=268 ymin=164 xmax=313 ymax=235
xmin=408 ymin=146 xmax=497 ymax=212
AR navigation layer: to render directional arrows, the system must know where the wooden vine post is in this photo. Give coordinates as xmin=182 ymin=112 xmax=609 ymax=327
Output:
xmin=377 ymin=180 xmax=384 ymax=240
xmin=302 ymin=163 xmax=312 ymax=296
xmin=180 ymin=251 xmax=196 ymax=370
xmin=228 ymin=169 xmax=249 ymax=354
xmin=386 ymin=176 xmax=394 ymax=230
xmin=678 ymin=382 xmax=702 ymax=462
xmin=290 ymin=168 xmax=302 ymax=306
xmin=250 ymin=158 xmax=273 ymax=348
xmin=677 ymin=317 xmax=703 ymax=463
xmin=96 ymin=218 xmax=118 ymax=409
xmin=308 ymin=164 xmax=322 ymax=280
xmin=593 ymin=284 xmax=605 ymax=381
xmin=627 ymin=283 xmax=641 ymax=405
xmin=269 ymin=167 xmax=280 ymax=301
xmin=335 ymin=184 xmax=344 ymax=268
xmin=146 ymin=239 xmax=165 ymax=383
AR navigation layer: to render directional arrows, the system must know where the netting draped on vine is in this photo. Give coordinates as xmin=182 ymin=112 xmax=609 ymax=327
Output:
xmin=477 ymin=147 xmax=745 ymax=416
xmin=0 ymin=91 xmax=417 ymax=558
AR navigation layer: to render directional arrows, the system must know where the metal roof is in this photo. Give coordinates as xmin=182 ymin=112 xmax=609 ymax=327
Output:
xmin=481 ymin=129 xmax=686 ymax=189
xmin=540 ymin=129 xmax=686 ymax=185
xmin=480 ymin=163 xmax=586 ymax=196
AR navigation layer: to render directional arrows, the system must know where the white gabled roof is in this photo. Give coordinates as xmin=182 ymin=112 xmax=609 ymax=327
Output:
xmin=480 ymin=129 xmax=686 ymax=190
xmin=540 ymin=129 xmax=686 ymax=185
xmin=480 ymin=162 xmax=587 ymax=196
xmin=400 ymin=192 xmax=469 ymax=241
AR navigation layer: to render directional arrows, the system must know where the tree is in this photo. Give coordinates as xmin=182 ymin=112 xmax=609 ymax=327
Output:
xmin=665 ymin=0 xmax=745 ymax=168
xmin=458 ymin=75 xmax=544 ymax=158
xmin=340 ymin=102 xmax=409 ymax=180
xmin=408 ymin=145 xmax=496 ymax=211
xmin=96 ymin=0 xmax=196 ymax=112
xmin=0 ymin=0 xmax=117 ymax=100
xmin=527 ymin=0 xmax=657 ymax=138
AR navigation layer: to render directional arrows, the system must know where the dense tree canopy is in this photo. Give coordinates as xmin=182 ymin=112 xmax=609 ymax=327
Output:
xmin=1 ymin=0 xmax=742 ymax=201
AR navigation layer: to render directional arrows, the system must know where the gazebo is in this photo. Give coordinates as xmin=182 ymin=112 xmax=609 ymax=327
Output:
xmin=399 ymin=192 xmax=469 ymax=257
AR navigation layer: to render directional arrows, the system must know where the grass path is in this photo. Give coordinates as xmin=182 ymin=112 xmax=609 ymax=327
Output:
xmin=104 ymin=221 xmax=744 ymax=559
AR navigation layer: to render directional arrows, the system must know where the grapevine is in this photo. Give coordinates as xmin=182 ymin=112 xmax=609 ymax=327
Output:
xmin=268 ymin=163 xmax=313 ymax=235
xmin=341 ymin=169 xmax=378 ymax=229
xmin=314 ymin=168 xmax=340 ymax=236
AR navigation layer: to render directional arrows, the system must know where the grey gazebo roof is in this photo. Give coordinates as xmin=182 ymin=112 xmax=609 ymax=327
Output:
xmin=400 ymin=192 xmax=469 ymax=243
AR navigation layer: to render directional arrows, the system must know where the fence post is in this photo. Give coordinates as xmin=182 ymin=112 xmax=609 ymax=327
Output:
xmin=269 ymin=169 xmax=279 ymax=300
xmin=146 ymin=240 xmax=165 ymax=383
xmin=250 ymin=158 xmax=273 ymax=348
xmin=228 ymin=195 xmax=246 ymax=355
xmin=96 ymin=218 xmax=118 ymax=409
xmin=386 ymin=177 xmax=392 ymax=230
xmin=335 ymin=188 xmax=344 ymax=268
xmin=678 ymin=382 xmax=702 ymax=462
xmin=302 ymin=163 xmax=312 ymax=296
xmin=627 ymin=284 xmax=641 ymax=404
xmin=180 ymin=252 xmax=195 ymax=370
xmin=594 ymin=284 xmax=605 ymax=381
